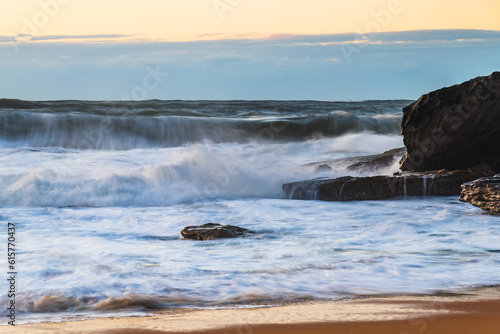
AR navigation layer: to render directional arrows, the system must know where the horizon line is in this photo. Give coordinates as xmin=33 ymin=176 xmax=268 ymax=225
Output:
xmin=2 ymin=28 xmax=500 ymax=45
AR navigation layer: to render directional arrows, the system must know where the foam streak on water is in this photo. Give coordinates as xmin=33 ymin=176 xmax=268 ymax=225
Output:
xmin=2 ymin=200 xmax=500 ymax=322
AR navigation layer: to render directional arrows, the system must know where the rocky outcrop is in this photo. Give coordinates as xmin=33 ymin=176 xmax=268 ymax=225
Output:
xmin=181 ymin=223 xmax=254 ymax=241
xmin=345 ymin=147 xmax=406 ymax=174
xmin=304 ymin=147 xmax=406 ymax=175
xmin=283 ymin=73 xmax=500 ymax=202
xmin=400 ymin=72 xmax=500 ymax=173
xmin=459 ymin=175 xmax=500 ymax=214
xmin=283 ymin=164 xmax=495 ymax=201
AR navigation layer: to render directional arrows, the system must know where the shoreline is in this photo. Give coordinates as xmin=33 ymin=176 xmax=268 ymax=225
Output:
xmin=4 ymin=286 xmax=500 ymax=333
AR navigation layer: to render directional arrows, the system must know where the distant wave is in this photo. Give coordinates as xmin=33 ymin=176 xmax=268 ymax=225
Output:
xmin=0 ymin=99 xmax=411 ymax=115
xmin=0 ymin=98 xmax=42 ymax=110
xmin=0 ymin=111 xmax=401 ymax=149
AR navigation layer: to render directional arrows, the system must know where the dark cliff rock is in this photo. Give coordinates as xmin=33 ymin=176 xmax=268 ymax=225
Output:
xmin=181 ymin=223 xmax=254 ymax=241
xmin=400 ymin=72 xmax=500 ymax=173
xmin=283 ymin=164 xmax=495 ymax=201
xmin=459 ymin=175 xmax=500 ymax=214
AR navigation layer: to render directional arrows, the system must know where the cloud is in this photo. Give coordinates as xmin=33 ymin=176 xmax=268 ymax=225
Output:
xmin=0 ymin=34 xmax=131 ymax=44
xmin=195 ymin=32 xmax=268 ymax=40
xmin=191 ymin=52 xmax=252 ymax=64
xmin=100 ymin=54 xmax=132 ymax=66
xmin=0 ymin=36 xmax=16 ymax=43
xmin=257 ymin=29 xmax=500 ymax=46
xmin=30 ymin=34 xmax=130 ymax=41
xmin=2 ymin=29 xmax=499 ymax=47
xmin=0 ymin=29 xmax=499 ymax=100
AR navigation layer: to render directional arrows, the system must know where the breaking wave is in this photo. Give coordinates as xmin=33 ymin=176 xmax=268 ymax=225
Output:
xmin=0 ymin=111 xmax=401 ymax=150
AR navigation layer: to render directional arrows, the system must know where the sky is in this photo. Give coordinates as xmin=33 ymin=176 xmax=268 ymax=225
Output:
xmin=0 ymin=0 xmax=499 ymax=100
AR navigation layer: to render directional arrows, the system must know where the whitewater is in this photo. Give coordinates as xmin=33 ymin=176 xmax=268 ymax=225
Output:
xmin=0 ymin=99 xmax=499 ymax=323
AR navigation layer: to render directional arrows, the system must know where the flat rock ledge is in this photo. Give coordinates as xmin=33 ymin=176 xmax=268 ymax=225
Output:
xmin=181 ymin=223 xmax=254 ymax=241
xmin=283 ymin=165 xmax=494 ymax=201
xmin=459 ymin=175 xmax=500 ymax=214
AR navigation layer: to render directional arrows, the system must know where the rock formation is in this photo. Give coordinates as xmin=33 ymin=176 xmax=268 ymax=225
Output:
xmin=459 ymin=175 xmax=500 ymax=214
xmin=282 ymin=72 xmax=500 ymax=203
xmin=181 ymin=223 xmax=254 ymax=241
xmin=283 ymin=165 xmax=495 ymax=201
xmin=345 ymin=147 xmax=406 ymax=174
xmin=400 ymin=72 xmax=500 ymax=172
xmin=304 ymin=147 xmax=406 ymax=175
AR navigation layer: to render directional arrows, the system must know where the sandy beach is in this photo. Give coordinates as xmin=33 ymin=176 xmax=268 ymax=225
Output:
xmin=4 ymin=287 xmax=500 ymax=334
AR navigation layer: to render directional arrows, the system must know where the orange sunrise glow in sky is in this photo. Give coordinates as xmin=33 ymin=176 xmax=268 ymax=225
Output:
xmin=1 ymin=0 xmax=500 ymax=42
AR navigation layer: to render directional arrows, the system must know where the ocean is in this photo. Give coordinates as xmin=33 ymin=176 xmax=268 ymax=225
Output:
xmin=1 ymin=99 xmax=499 ymax=324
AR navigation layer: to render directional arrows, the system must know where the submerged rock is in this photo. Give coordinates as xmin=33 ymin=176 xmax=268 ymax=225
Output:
xmin=283 ymin=165 xmax=495 ymax=201
xmin=346 ymin=147 xmax=406 ymax=174
xmin=181 ymin=223 xmax=254 ymax=241
xmin=304 ymin=147 xmax=406 ymax=175
xmin=316 ymin=164 xmax=333 ymax=172
xmin=459 ymin=175 xmax=500 ymax=214
xmin=400 ymin=72 xmax=500 ymax=173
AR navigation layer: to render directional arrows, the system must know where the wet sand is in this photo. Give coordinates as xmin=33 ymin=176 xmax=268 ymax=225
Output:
xmin=4 ymin=287 xmax=500 ymax=334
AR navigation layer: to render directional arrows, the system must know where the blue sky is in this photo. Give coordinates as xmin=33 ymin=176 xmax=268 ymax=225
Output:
xmin=1 ymin=29 xmax=499 ymax=100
